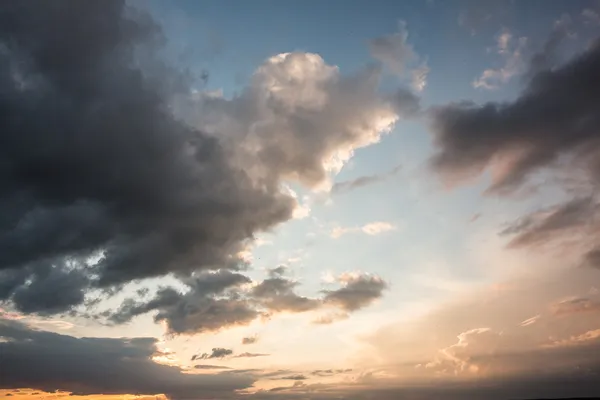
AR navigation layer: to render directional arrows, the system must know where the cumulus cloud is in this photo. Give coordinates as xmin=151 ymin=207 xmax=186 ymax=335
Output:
xmin=250 ymin=277 xmax=321 ymax=313
xmin=369 ymin=21 xmax=430 ymax=91
xmin=0 ymin=319 xmax=252 ymax=398
xmin=0 ymin=1 xmax=415 ymax=316
xmin=322 ymin=273 xmax=387 ymax=312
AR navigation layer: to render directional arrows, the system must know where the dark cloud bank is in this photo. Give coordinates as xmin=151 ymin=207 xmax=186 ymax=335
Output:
xmin=0 ymin=0 xmax=402 ymax=396
xmin=0 ymin=0 xmax=400 ymax=319
xmin=430 ymin=22 xmax=600 ymax=268
xmin=0 ymin=319 xmax=253 ymax=399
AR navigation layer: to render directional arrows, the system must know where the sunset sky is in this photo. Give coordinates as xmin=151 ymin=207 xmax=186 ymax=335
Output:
xmin=2 ymin=0 xmax=600 ymax=399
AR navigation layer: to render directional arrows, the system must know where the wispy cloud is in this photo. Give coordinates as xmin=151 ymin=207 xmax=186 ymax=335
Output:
xmin=473 ymin=28 xmax=527 ymax=90
xmin=331 ymin=165 xmax=401 ymax=195
xmin=331 ymin=221 xmax=397 ymax=238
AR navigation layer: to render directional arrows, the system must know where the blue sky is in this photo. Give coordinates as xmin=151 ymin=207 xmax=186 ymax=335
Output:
xmin=3 ymin=1 xmax=600 ymax=399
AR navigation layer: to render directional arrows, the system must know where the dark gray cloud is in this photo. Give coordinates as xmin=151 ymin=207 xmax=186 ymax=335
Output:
xmin=108 ymin=271 xmax=257 ymax=335
xmin=0 ymin=319 xmax=253 ymax=398
xmin=430 ymin=35 xmax=600 ymax=195
xmin=311 ymin=369 xmax=353 ymax=377
xmin=235 ymin=352 xmax=270 ymax=358
xmin=105 ymin=271 xmax=388 ymax=333
xmin=242 ymin=336 xmax=258 ymax=345
xmin=276 ymin=375 xmax=306 ymax=381
xmin=322 ymin=274 xmax=387 ymax=312
xmin=331 ymin=165 xmax=402 ymax=195
xmin=0 ymin=0 xmax=296 ymax=314
xmin=192 ymin=348 xmax=233 ymax=360
xmin=251 ymin=277 xmax=321 ymax=313
xmin=0 ymin=0 xmax=416 ymax=318
xmin=194 ymin=365 xmax=231 ymax=370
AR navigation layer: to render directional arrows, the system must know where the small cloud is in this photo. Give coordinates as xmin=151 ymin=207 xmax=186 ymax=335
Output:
xmin=519 ymin=314 xmax=541 ymax=327
xmin=277 ymin=374 xmax=307 ymax=381
xmin=473 ymin=28 xmax=528 ymax=90
xmin=361 ymin=221 xmax=396 ymax=235
xmin=194 ymin=364 xmax=232 ymax=370
xmin=470 ymin=213 xmax=481 ymax=222
xmin=242 ymin=335 xmax=258 ymax=345
xmin=550 ymin=296 xmax=600 ymax=316
xmin=322 ymin=273 xmax=388 ymax=312
xmin=369 ymin=21 xmax=429 ymax=91
xmin=330 ymin=221 xmax=397 ymax=238
xmin=312 ymin=312 xmax=349 ymax=325
xmin=191 ymin=348 xmax=233 ymax=360
xmin=331 ymin=165 xmax=401 ymax=195
xmin=582 ymin=8 xmax=600 ymax=25
xmin=234 ymin=352 xmax=270 ymax=358
xmin=543 ymin=329 xmax=600 ymax=348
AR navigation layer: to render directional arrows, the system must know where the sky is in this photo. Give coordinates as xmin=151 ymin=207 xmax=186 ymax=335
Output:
xmin=2 ymin=0 xmax=600 ymax=399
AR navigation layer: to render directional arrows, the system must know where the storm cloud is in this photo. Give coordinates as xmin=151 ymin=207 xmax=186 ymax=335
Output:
xmin=0 ymin=0 xmax=415 ymax=317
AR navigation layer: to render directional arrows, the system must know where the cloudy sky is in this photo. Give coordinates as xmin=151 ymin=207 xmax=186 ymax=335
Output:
xmin=2 ymin=0 xmax=600 ymax=399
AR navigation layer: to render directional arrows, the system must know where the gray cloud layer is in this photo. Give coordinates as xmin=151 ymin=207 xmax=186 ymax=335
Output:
xmin=0 ymin=319 xmax=252 ymax=398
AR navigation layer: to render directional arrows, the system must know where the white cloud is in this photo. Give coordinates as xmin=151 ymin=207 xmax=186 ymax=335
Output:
xmin=331 ymin=221 xmax=397 ymax=238
xmin=361 ymin=221 xmax=396 ymax=235
xmin=473 ymin=28 xmax=528 ymax=90
xmin=519 ymin=314 xmax=541 ymax=327
xmin=177 ymin=52 xmax=407 ymax=191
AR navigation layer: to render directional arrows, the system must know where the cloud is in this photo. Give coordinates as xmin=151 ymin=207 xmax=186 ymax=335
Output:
xmin=369 ymin=21 xmax=429 ymax=91
xmin=311 ymin=312 xmax=349 ymax=325
xmin=250 ymin=277 xmax=321 ymax=313
xmin=430 ymin=29 xmax=600 ymax=195
xmin=194 ymin=365 xmax=232 ymax=370
xmin=276 ymin=375 xmax=307 ymax=381
xmin=242 ymin=336 xmax=258 ymax=345
xmin=331 ymin=165 xmax=402 ymax=195
xmin=192 ymin=348 xmax=233 ymax=360
xmin=500 ymin=197 xmax=599 ymax=249
xmin=235 ymin=352 xmax=270 ymax=358
xmin=519 ymin=315 xmax=541 ymax=327
xmin=0 ymin=1 xmax=414 ymax=316
xmin=473 ymin=28 xmax=528 ymax=90
xmin=322 ymin=273 xmax=387 ymax=312
xmin=107 ymin=270 xmax=258 ymax=335
xmin=105 ymin=270 xmax=388 ymax=333
xmin=311 ymin=369 xmax=353 ymax=377
xmin=0 ymin=319 xmax=252 ymax=398
xmin=550 ymin=296 xmax=600 ymax=316
xmin=544 ymin=328 xmax=600 ymax=348
xmin=331 ymin=221 xmax=397 ymax=238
